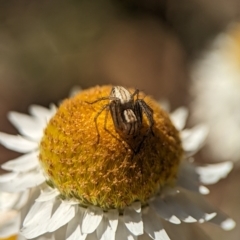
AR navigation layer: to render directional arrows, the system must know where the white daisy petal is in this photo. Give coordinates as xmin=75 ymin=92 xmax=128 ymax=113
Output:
xmin=191 ymin=24 xmax=240 ymax=164
xmin=214 ymin=217 xmax=236 ymax=231
xmin=48 ymin=201 xmax=77 ymax=232
xmin=0 ymin=132 xmax=38 ymax=153
xmin=149 ymin=197 xmax=181 ymax=224
xmin=66 ymin=211 xmax=87 ymax=240
xmin=86 ymin=232 xmax=98 ymax=240
xmin=96 ymin=215 xmax=115 ymax=240
xmin=162 ymin=219 xmax=212 ymax=240
xmin=177 ymin=163 xmax=210 ymax=195
xmin=1 ymin=191 xmax=30 ymax=213
xmin=0 ymin=172 xmax=45 ymax=192
xmin=116 ymin=218 xmax=137 ymax=240
xmin=170 ymin=107 xmax=189 ymax=131
xmin=107 ymin=209 xmax=118 ymax=231
xmin=8 ymin=112 xmax=44 ymax=140
xmin=35 ymin=188 xmax=60 ymax=202
xmin=196 ymin=161 xmax=233 ymax=185
xmin=13 ymin=191 xmax=30 ymax=210
xmin=181 ymin=124 xmax=208 ymax=155
xmin=177 ymin=175 xmax=201 ymax=194
xmin=123 ymin=202 xmax=144 ymax=236
xmin=190 ymin=195 xmax=236 ymax=229
xmin=23 ymin=201 xmax=53 ymax=227
xmin=21 ymin=200 xmax=54 ymax=238
xmin=17 ymin=233 xmax=28 ymax=240
xmin=0 ymin=172 xmax=18 ymax=182
xmin=174 ymin=191 xmax=217 ymax=223
xmin=29 ymin=104 xmax=56 ymax=123
xmin=0 ymin=192 xmax=20 ymax=210
xmin=22 ymin=220 xmax=49 ymax=239
xmin=37 ymin=233 xmax=55 ymax=240
xmin=198 ymin=186 xmax=210 ymax=195
xmin=0 ymin=210 xmax=20 ymax=238
xmin=1 ymin=151 xmax=39 ymax=172
xmin=82 ymin=206 xmax=103 ymax=234
xmin=142 ymin=208 xmax=170 ymax=240
xmin=162 ymin=194 xmax=197 ymax=223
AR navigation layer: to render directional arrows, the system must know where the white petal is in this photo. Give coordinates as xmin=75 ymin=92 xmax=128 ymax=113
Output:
xmin=86 ymin=232 xmax=98 ymax=240
xmin=48 ymin=201 xmax=77 ymax=232
xmin=160 ymin=194 xmax=197 ymax=223
xmin=29 ymin=104 xmax=56 ymax=123
xmin=177 ymin=174 xmax=200 ymax=194
xmin=162 ymin=219 xmax=212 ymax=240
xmin=0 ymin=172 xmax=18 ymax=182
xmin=0 ymin=192 xmax=20 ymax=210
xmin=17 ymin=233 xmax=28 ymax=240
xmin=177 ymin=166 xmax=209 ymax=195
xmin=0 ymin=132 xmax=38 ymax=153
xmin=0 ymin=171 xmax=45 ymax=192
xmin=181 ymin=124 xmax=208 ymax=155
xmin=196 ymin=161 xmax=233 ymax=185
xmin=82 ymin=206 xmax=103 ymax=234
xmin=96 ymin=215 xmax=115 ymax=240
xmin=23 ymin=201 xmax=53 ymax=227
xmin=13 ymin=190 xmax=30 ymax=210
xmin=142 ymin=208 xmax=170 ymax=240
xmin=123 ymin=202 xmax=143 ymax=235
xmin=8 ymin=112 xmax=44 ymax=141
xmin=149 ymin=197 xmax=181 ymax=224
xmin=1 ymin=152 xmax=39 ymax=172
xmin=0 ymin=210 xmax=20 ymax=238
xmin=21 ymin=200 xmax=54 ymax=239
xmin=66 ymin=211 xmax=87 ymax=240
xmin=35 ymin=188 xmax=60 ymax=202
xmin=37 ymin=233 xmax=55 ymax=240
xmin=171 ymin=191 xmax=216 ymax=223
xmin=207 ymin=209 xmax=236 ymax=230
xmin=107 ymin=209 xmax=118 ymax=232
xmin=116 ymin=218 xmax=137 ymax=240
xmin=199 ymin=186 xmax=210 ymax=195
xmin=220 ymin=218 xmax=236 ymax=231
xmin=170 ymin=107 xmax=188 ymax=131
xmin=177 ymin=163 xmax=210 ymax=195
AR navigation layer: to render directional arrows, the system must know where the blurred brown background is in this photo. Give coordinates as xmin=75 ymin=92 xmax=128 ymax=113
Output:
xmin=0 ymin=0 xmax=240 ymax=239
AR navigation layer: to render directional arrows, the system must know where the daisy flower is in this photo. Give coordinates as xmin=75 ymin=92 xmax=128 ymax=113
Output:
xmin=191 ymin=23 xmax=240 ymax=164
xmin=0 ymin=85 xmax=235 ymax=240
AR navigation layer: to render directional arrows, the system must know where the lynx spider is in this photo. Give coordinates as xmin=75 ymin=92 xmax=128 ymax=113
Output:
xmin=86 ymin=86 xmax=154 ymax=153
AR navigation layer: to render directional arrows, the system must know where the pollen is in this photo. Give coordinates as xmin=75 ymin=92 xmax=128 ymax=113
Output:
xmin=39 ymin=85 xmax=183 ymax=210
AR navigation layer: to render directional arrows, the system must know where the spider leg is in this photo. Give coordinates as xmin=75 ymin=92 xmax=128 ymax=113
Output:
xmin=134 ymin=99 xmax=143 ymax=127
xmin=132 ymin=100 xmax=154 ymax=153
xmin=137 ymin=99 xmax=154 ymax=136
xmin=93 ymin=104 xmax=109 ymax=143
xmin=85 ymin=96 xmax=119 ymax=104
xmin=131 ymin=89 xmax=140 ymax=99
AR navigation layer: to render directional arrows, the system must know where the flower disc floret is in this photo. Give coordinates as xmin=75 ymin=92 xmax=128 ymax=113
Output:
xmin=39 ymin=85 xmax=183 ymax=209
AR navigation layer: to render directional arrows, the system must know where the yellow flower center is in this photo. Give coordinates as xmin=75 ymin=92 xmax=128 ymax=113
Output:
xmin=39 ymin=85 xmax=183 ymax=210
xmin=0 ymin=236 xmax=17 ymax=240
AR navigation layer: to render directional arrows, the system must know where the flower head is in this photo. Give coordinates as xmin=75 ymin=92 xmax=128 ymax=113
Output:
xmin=191 ymin=23 xmax=240 ymax=164
xmin=0 ymin=85 xmax=235 ymax=240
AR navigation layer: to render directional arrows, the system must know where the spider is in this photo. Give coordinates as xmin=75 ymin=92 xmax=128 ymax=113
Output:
xmin=86 ymin=86 xmax=154 ymax=153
